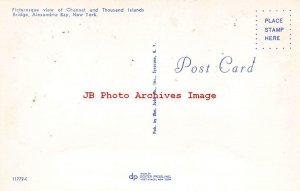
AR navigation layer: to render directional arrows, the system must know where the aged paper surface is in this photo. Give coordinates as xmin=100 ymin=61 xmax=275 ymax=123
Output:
xmin=0 ymin=0 xmax=299 ymax=190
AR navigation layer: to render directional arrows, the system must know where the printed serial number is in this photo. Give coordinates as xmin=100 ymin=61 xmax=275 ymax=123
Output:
xmin=12 ymin=177 xmax=28 ymax=181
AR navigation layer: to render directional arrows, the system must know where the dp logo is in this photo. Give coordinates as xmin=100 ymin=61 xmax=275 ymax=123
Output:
xmin=129 ymin=173 xmax=138 ymax=181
